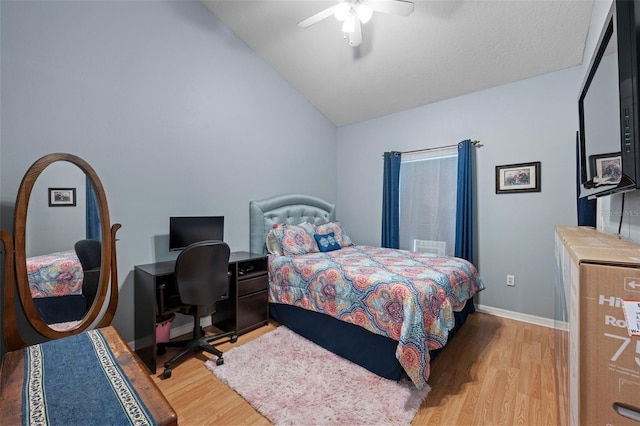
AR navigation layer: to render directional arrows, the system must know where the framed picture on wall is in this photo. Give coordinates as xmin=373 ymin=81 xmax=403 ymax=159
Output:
xmin=495 ymin=162 xmax=541 ymax=194
xmin=589 ymin=152 xmax=622 ymax=185
xmin=48 ymin=188 xmax=76 ymax=207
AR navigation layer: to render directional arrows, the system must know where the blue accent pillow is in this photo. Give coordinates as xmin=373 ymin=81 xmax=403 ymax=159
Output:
xmin=314 ymin=232 xmax=341 ymax=252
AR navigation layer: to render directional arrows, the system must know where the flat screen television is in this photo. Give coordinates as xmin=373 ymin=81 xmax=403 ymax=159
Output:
xmin=169 ymin=216 xmax=224 ymax=251
xmin=579 ymin=0 xmax=640 ymax=199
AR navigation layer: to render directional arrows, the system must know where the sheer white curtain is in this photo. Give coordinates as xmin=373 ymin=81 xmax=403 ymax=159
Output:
xmin=399 ymin=148 xmax=458 ymax=255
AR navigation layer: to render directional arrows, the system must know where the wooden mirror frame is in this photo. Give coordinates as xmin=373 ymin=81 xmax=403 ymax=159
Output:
xmin=1 ymin=153 xmax=121 ymax=350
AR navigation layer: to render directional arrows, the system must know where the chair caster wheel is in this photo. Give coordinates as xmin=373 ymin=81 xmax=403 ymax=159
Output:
xmin=216 ymin=357 xmax=224 ymax=366
xmin=163 ymin=368 xmax=172 ymax=379
xmin=157 ymin=346 xmax=166 ymax=356
xmin=230 ymin=334 xmax=238 ymax=343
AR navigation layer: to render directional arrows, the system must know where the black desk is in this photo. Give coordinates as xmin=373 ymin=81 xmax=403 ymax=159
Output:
xmin=134 ymin=251 xmax=268 ymax=373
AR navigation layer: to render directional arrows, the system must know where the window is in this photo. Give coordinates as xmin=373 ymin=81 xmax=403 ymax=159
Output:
xmin=399 ymin=148 xmax=457 ymax=255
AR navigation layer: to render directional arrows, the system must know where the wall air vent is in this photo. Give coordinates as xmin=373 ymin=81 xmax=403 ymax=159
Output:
xmin=412 ymin=239 xmax=446 ymax=256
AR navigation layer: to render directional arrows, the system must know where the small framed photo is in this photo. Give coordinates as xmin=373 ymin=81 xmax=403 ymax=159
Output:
xmin=589 ymin=152 xmax=622 ymax=184
xmin=495 ymin=162 xmax=541 ymax=194
xmin=48 ymin=188 xmax=76 ymax=207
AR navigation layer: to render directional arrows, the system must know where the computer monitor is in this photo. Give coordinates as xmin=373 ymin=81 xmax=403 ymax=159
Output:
xmin=169 ymin=216 xmax=224 ymax=251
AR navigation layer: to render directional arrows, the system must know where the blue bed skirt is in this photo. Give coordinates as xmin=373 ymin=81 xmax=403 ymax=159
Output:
xmin=33 ymin=295 xmax=86 ymax=324
xmin=269 ymin=298 xmax=475 ymax=381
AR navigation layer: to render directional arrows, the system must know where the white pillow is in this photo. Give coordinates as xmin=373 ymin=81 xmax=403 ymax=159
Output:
xmin=265 ymin=229 xmax=283 ymax=256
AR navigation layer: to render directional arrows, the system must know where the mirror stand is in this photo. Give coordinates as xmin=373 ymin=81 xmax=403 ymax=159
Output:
xmin=1 ymin=229 xmax=24 ymax=350
xmin=1 ymin=153 xmax=121 ymax=350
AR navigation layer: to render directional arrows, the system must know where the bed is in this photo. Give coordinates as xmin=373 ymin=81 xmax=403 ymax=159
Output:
xmin=249 ymin=194 xmax=484 ymax=388
xmin=26 ymin=250 xmax=86 ymax=324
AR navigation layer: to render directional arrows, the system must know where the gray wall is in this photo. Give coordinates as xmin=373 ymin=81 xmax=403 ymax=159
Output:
xmin=336 ymin=67 xmax=581 ymax=321
xmin=0 ymin=0 xmax=626 ymax=346
xmin=0 ymin=1 xmax=337 ymax=343
xmin=335 ymin=0 xmax=620 ymax=322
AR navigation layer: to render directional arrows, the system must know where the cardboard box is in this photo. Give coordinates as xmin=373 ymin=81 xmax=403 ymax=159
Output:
xmin=556 ymin=226 xmax=640 ymax=425
xmin=581 ymin=262 xmax=640 ymax=424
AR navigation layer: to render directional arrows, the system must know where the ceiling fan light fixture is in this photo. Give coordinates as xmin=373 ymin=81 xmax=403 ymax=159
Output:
xmin=334 ymin=2 xmax=350 ymax=22
xmin=299 ymin=0 xmax=414 ymax=47
xmin=355 ymin=2 xmax=372 ymax=24
xmin=342 ymin=12 xmax=356 ymax=33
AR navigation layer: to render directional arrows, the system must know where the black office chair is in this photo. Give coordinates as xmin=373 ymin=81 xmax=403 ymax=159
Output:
xmin=74 ymin=239 xmax=101 ymax=312
xmin=157 ymin=240 xmax=237 ymax=379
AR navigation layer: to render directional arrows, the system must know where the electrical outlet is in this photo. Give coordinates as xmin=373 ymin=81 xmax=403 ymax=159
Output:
xmin=507 ymin=274 xmax=515 ymax=287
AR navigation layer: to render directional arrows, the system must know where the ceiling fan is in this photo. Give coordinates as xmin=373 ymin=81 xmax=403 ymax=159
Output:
xmin=298 ymin=0 xmax=415 ymax=47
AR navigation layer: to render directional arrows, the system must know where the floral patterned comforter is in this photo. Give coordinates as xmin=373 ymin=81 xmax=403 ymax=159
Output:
xmin=27 ymin=250 xmax=84 ymax=298
xmin=269 ymin=245 xmax=484 ymax=388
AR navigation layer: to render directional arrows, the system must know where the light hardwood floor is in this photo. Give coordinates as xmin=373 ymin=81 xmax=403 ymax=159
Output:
xmin=151 ymin=312 xmax=559 ymax=425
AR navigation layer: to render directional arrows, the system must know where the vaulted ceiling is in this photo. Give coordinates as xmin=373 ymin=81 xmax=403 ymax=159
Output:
xmin=202 ymin=1 xmax=594 ymax=126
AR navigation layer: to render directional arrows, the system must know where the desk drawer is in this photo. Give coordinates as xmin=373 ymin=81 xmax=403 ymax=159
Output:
xmin=238 ymin=273 xmax=267 ymax=297
xmin=237 ymin=290 xmax=268 ymax=333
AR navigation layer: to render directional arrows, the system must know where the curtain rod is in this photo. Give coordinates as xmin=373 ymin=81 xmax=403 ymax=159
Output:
xmin=382 ymin=140 xmax=482 ymax=157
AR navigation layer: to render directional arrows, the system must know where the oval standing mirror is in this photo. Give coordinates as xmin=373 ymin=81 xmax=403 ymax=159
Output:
xmin=25 ymin=161 xmax=91 ymax=330
xmin=6 ymin=153 xmax=120 ymax=344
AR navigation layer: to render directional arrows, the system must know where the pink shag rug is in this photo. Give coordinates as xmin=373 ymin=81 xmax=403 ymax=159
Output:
xmin=49 ymin=320 xmax=82 ymax=332
xmin=205 ymin=326 xmax=429 ymax=425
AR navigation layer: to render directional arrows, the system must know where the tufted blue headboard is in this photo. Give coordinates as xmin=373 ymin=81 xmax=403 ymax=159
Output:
xmin=249 ymin=194 xmax=336 ymax=254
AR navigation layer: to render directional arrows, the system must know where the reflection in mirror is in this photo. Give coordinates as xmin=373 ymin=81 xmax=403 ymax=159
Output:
xmin=581 ymin=27 xmax=620 ymax=184
xmin=2 ymin=153 xmax=119 ymax=350
xmin=25 ymin=162 xmax=102 ymax=331
xmin=26 ymin=161 xmax=86 ymax=256
xmin=73 ymin=238 xmax=101 ymax=312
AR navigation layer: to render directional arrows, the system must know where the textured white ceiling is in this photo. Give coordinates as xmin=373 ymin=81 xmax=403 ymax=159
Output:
xmin=202 ymin=0 xmax=594 ymax=127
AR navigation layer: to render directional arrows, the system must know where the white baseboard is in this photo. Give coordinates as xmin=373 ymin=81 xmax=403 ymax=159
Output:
xmin=475 ymin=304 xmax=556 ymax=329
xmin=129 ymin=306 xmax=557 ymax=349
xmin=174 ymin=306 xmax=557 ymax=336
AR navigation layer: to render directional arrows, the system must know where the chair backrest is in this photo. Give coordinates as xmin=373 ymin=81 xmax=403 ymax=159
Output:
xmin=74 ymin=239 xmax=101 ymax=270
xmin=174 ymin=240 xmax=231 ymax=307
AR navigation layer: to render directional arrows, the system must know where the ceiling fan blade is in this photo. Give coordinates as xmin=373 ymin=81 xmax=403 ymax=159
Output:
xmin=369 ymin=0 xmax=414 ymax=17
xmin=348 ymin=19 xmax=362 ymax=47
xmin=298 ymin=6 xmax=337 ymax=28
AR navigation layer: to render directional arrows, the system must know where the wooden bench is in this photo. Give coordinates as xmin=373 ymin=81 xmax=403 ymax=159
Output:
xmin=0 ymin=326 xmax=177 ymax=425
